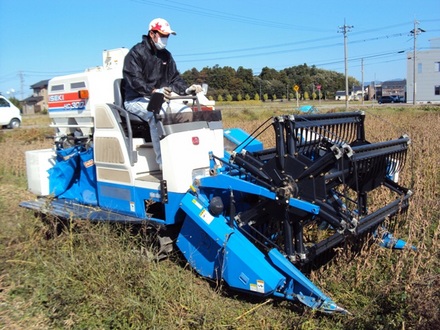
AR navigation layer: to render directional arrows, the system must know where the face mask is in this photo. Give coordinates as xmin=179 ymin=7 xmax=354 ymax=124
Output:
xmin=154 ymin=36 xmax=168 ymax=50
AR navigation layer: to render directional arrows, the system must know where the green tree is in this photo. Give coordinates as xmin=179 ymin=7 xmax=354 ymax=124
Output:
xmin=236 ymin=66 xmax=253 ymax=86
xmin=181 ymin=63 xmax=360 ymax=103
xmin=271 ymin=80 xmax=286 ymax=99
xmin=260 ymin=67 xmax=279 ymax=81
xmin=9 ymin=97 xmax=21 ymax=110
xmin=181 ymin=68 xmax=200 ymax=85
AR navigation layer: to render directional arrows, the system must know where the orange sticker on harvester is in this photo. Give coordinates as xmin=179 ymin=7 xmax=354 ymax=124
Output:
xmin=83 ymin=159 xmax=94 ymax=168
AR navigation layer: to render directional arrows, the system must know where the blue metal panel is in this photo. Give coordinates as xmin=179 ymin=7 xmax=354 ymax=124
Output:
xmin=97 ymin=183 xmax=186 ymax=225
xmin=221 ymin=230 xmax=286 ymax=295
xmin=20 ymin=199 xmax=150 ymax=224
xmin=132 ymin=185 xmax=185 ymax=225
xmin=163 ymin=192 xmax=186 ymax=225
xmin=268 ymin=249 xmax=329 ymax=302
xmin=97 ymin=181 xmax=135 ymax=215
xmin=268 ymin=249 xmax=348 ymax=313
xmin=199 ymin=174 xmax=320 ymax=215
xmin=177 ymin=193 xmax=286 ymax=295
xmin=224 ymin=127 xmax=263 ymax=152
xmin=177 ymin=215 xmax=222 ymax=279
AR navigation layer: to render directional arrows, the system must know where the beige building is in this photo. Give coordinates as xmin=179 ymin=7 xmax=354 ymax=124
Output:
xmin=381 ymin=80 xmax=406 ymax=99
xmin=21 ymin=79 xmax=49 ymax=114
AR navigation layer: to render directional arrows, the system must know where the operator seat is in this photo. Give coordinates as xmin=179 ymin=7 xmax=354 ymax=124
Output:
xmin=113 ymin=79 xmax=151 ymax=142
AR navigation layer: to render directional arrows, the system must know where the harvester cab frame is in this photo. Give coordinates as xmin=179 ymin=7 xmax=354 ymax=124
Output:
xmin=21 ymin=48 xmax=413 ymax=315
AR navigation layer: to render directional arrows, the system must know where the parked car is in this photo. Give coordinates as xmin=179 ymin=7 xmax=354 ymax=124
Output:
xmin=378 ymin=96 xmax=395 ymax=104
xmin=0 ymin=95 xmax=22 ymax=129
xmin=390 ymin=95 xmax=406 ymax=103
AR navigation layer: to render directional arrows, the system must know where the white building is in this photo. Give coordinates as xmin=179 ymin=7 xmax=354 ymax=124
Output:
xmin=406 ymin=37 xmax=440 ymax=104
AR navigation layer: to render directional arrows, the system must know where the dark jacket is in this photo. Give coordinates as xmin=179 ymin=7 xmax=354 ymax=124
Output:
xmin=123 ymin=35 xmax=188 ymax=102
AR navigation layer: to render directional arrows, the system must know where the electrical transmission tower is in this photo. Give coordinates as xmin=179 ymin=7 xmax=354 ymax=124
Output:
xmin=19 ymin=71 xmax=24 ymax=101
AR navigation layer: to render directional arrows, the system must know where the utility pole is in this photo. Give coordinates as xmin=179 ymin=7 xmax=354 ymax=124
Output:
xmin=259 ymin=80 xmax=262 ymax=102
xmin=339 ymin=19 xmax=353 ymax=111
xmin=410 ymin=20 xmax=425 ymax=105
xmin=361 ymin=58 xmax=364 ymax=105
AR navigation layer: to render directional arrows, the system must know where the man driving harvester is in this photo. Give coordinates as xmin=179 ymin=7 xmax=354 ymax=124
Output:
xmin=123 ymin=17 xmax=203 ymax=169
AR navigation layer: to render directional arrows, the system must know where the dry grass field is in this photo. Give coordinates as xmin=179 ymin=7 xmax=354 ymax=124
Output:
xmin=0 ymin=104 xmax=439 ymax=329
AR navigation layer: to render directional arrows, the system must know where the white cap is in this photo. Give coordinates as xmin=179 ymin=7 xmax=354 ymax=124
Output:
xmin=149 ymin=18 xmax=176 ymax=35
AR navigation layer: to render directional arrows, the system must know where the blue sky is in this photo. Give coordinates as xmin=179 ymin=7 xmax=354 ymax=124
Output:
xmin=1 ymin=0 xmax=439 ymax=99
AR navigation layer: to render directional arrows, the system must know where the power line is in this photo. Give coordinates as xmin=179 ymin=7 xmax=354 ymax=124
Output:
xmin=175 ymin=24 xmax=416 ymax=67
xmin=176 ymin=41 xmax=343 ymax=63
xmin=128 ymin=0 xmax=328 ymax=32
xmin=177 ymin=35 xmax=339 ymax=57
xmin=176 ymin=32 xmax=410 ymax=63
xmin=177 ymin=32 xmax=407 ymax=58
xmin=350 ymin=21 xmax=412 ymax=36
xmin=21 ymin=70 xmax=80 ymax=75
xmin=1 ymin=70 xmax=81 ymax=80
xmin=0 ymin=73 xmax=18 ymax=84
xmin=129 ymin=0 xmax=439 ymax=35
xmin=313 ymin=49 xmax=409 ymax=67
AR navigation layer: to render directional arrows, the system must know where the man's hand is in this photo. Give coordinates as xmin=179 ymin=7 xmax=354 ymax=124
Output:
xmin=185 ymin=84 xmax=204 ymax=95
xmin=155 ymin=87 xmax=172 ymax=101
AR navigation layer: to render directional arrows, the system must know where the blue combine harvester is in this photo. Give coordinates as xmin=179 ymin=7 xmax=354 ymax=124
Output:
xmin=21 ymin=49 xmax=412 ymax=314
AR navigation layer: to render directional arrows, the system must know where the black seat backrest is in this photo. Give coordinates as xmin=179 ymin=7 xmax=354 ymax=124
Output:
xmin=113 ymin=78 xmax=152 ymax=142
xmin=113 ymin=78 xmax=124 ymax=108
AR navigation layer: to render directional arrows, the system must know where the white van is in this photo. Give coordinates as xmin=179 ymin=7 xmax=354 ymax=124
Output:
xmin=0 ymin=95 xmax=22 ymax=129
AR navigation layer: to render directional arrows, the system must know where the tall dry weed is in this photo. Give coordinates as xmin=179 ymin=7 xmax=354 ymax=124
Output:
xmin=224 ymin=108 xmax=440 ymax=328
xmin=0 ymin=128 xmax=53 ymax=181
xmin=1 ymin=108 xmax=439 ymax=329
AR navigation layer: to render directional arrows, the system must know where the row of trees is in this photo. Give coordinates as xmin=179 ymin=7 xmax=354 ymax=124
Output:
xmin=181 ymin=64 xmax=360 ymax=101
